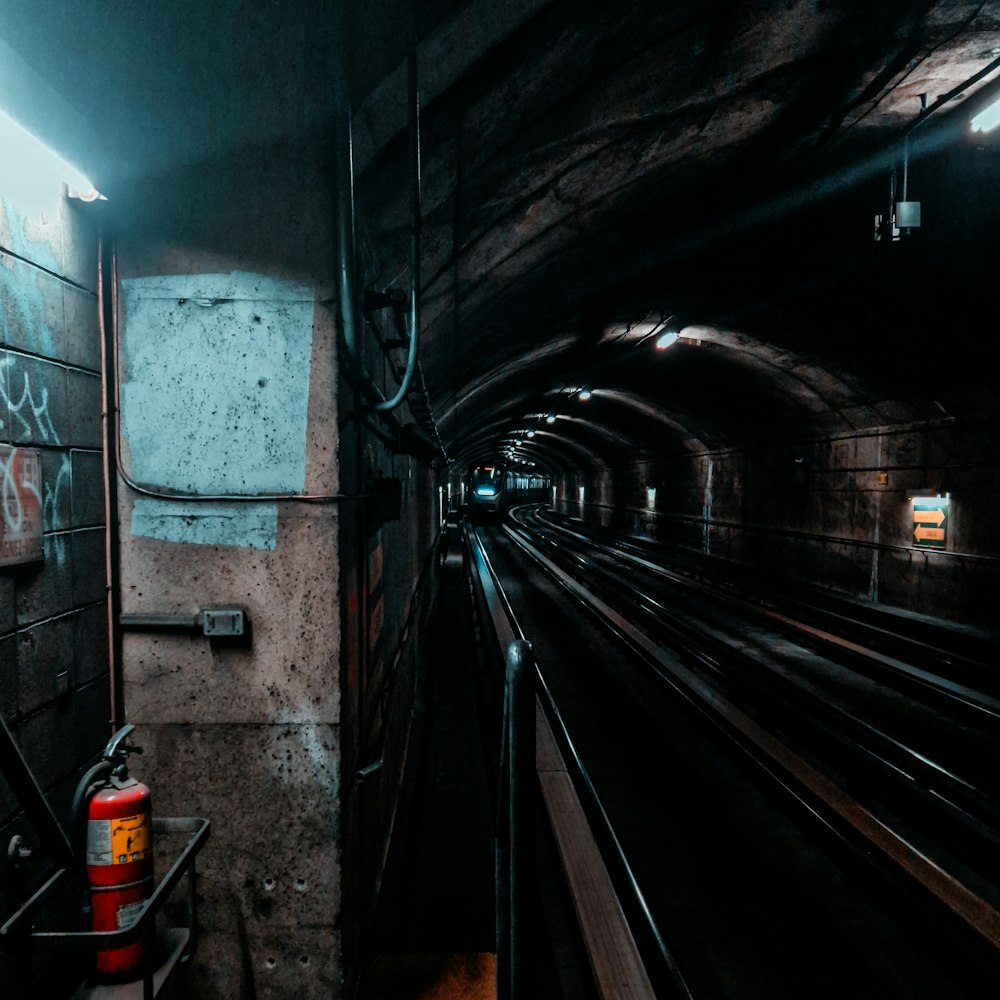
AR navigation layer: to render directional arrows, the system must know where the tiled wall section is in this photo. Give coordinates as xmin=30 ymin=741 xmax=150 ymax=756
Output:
xmin=0 ymin=189 xmax=109 ymax=990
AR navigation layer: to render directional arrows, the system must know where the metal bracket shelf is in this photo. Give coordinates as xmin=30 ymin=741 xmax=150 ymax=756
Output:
xmin=0 ymin=816 xmax=210 ymax=1000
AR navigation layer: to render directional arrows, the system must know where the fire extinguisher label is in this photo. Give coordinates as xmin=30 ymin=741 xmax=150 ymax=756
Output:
xmin=86 ymin=818 xmax=113 ymax=865
xmin=86 ymin=813 xmax=151 ymax=866
xmin=110 ymin=813 xmax=151 ymax=864
xmin=116 ymin=900 xmax=146 ymax=929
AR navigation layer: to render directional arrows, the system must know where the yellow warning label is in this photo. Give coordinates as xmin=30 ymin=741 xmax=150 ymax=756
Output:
xmin=110 ymin=812 xmax=151 ymax=865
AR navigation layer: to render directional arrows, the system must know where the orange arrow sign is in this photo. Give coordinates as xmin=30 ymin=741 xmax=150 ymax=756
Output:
xmin=914 ymin=526 xmax=945 ymax=542
xmin=913 ymin=507 xmax=946 ymax=526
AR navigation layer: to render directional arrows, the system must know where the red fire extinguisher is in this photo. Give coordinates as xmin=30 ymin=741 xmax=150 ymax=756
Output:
xmin=73 ymin=725 xmax=155 ymax=980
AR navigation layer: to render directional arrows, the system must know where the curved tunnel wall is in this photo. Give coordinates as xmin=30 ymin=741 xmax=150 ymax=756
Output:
xmin=553 ymin=413 xmax=1000 ymax=628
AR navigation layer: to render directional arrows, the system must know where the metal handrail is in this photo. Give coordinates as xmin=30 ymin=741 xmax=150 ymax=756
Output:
xmin=0 ymin=713 xmax=76 ymax=870
xmin=464 ymin=523 xmax=531 ymax=1000
xmin=475 ymin=521 xmax=685 ymax=998
xmin=495 ymin=639 xmax=533 ymax=1000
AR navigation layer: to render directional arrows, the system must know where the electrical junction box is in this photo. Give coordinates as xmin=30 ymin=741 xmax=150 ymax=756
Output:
xmin=202 ymin=608 xmax=246 ymax=637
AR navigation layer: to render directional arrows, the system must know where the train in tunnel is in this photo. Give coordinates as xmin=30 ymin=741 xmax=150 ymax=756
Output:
xmin=465 ymin=464 xmax=551 ymax=521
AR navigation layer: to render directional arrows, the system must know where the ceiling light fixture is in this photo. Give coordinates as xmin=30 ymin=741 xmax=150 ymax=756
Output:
xmin=656 ymin=331 xmax=679 ymax=350
xmin=578 ymin=388 xmax=592 ymax=401
xmin=0 ymin=107 xmax=102 ymax=202
xmin=545 ymin=414 xmax=556 ymax=424
xmin=971 ymin=95 xmax=1000 ymax=132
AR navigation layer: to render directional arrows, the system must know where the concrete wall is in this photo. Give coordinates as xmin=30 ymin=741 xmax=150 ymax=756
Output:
xmin=0 ymin=132 xmax=446 ymax=998
xmin=112 ymin=145 xmax=343 ymax=998
xmin=0 ymin=175 xmax=109 ymax=991
xmin=555 ymin=415 xmax=1000 ymax=629
xmin=336 ymin=299 xmax=444 ymax=996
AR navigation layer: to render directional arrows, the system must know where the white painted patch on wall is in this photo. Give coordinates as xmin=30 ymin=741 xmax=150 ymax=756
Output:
xmin=120 ymin=271 xmax=314 ymax=495
xmin=121 ymin=271 xmax=314 ymax=549
xmin=131 ymin=498 xmax=278 ymax=550
xmin=297 ymin=725 xmax=340 ymax=805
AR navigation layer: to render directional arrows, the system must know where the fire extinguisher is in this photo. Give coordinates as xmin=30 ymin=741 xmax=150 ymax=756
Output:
xmin=72 ymin=724 xmax=155 ymax=980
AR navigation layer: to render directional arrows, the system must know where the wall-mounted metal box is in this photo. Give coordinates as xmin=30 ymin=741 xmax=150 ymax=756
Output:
xmin=202 ymin=608 xmax=247 ymax=637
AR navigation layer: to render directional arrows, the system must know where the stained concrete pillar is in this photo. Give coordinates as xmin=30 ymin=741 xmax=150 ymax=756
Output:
xmin=113 ymin=147 xmax=344 ymax=997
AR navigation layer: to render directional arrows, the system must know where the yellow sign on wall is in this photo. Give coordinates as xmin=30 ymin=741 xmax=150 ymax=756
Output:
xmin=912 ymin=496 xmax=948 ymax=549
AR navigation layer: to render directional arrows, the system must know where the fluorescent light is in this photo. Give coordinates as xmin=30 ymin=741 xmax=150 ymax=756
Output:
xmin=971 ymin=96 xmax=1000 ymax=133
xmin=656 ymin=331 xmax=679 ymax=350
xmin=0 ymin=107 xmax=102 ymax=203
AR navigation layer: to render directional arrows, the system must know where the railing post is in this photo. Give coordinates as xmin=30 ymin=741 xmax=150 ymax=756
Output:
xmin=497 ymin=638 xmax=534 ymax=1000
xmin=0 ymin=714 xmax=76 ymax=870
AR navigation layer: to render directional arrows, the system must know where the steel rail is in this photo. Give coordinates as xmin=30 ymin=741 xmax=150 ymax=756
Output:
xmin=465 ymin=523 xmax=671 ymax=999
xmin=503 ymin=524 xmax=1000 ymax=957
xmin=528 ymin=508 xmax=1000 ymax=713
xmin=510 ymin=515 xmax=1000 ymax=865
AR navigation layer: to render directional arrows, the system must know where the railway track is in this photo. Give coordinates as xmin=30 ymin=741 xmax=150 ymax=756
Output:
xmin=470 ymin=510 xmax=1000 ymax=998
xmin=508 ymin=508 xmax=1000 ymax=875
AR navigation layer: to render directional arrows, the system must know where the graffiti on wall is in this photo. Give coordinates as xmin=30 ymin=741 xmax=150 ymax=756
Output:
xmin=0 ymin=444 xmax=43 ymax=565
xmin=0 ymin=353 xmax=61 ymax=444
xmin=0 ymin=353 xmax=72 ymax=565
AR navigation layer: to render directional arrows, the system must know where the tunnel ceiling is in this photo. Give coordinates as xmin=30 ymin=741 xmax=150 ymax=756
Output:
xmin=3 ymin=0 xmax=1000 ymax=477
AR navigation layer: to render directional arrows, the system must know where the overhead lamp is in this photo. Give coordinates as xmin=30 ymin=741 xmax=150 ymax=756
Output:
xmin=545 ymin=414 xmax=556 ymax=424
xmin=656 ymin=330 xmax=679 ymax=350
xmin=578 ymin=388 xmax=592 ymax=401
xmin=0 ymin=107 xmax=103 ymax=202
xmin=971 ymin=96 xmax=1000 ymax=133
xmin=526 ymin=430 xmax=536 ymax=438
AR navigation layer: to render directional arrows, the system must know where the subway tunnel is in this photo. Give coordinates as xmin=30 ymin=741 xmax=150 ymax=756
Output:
xmin=1 ymin=1 xmax=999 ymax=997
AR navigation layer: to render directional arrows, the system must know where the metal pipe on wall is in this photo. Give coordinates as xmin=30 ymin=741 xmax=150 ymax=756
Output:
xmin=333 ymin=15 xmax=423 ymax=416
xmin=373 ymin=47 xmax=421 ymax=413
xmin=97 ymin=236 xmax=125 ymax=733
xmin=332 ymin=12 xmax=363 ymax=381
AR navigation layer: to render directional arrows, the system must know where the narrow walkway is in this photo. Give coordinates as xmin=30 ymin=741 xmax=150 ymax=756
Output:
xmin=366 ymin=533 xmax=497 ymax=998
